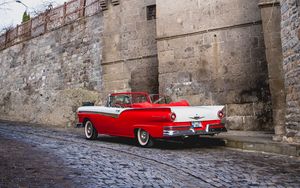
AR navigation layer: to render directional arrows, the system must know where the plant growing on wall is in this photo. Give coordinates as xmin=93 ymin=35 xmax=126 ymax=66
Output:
xmin=22 ymin=11 xmax=30 ymax=23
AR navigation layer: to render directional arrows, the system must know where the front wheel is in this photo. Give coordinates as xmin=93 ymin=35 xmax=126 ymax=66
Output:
xmin=84 ymin=120 xmax=98 ymax=140
xmin=136 ymin=129 xmax=154 ymax=148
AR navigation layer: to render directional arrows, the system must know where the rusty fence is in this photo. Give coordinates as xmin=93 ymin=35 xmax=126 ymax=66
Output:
xmin=0 ymin=0 xmax=102 ymax=50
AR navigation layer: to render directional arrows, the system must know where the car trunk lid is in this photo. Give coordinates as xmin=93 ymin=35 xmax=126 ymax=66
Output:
xmin=170 ymin=106 xmax=224 ymax=122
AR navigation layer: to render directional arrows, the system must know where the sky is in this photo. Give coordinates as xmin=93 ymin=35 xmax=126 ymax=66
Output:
xmin=0 ymin=0 xmax=66 ymax=31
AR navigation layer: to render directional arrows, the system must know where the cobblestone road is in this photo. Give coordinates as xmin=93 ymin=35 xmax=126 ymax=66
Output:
xmin=0 ymin=121 xmax=299 ymax=188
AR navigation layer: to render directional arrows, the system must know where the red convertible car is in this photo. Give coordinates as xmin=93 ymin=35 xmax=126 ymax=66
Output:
xmin=77 ymin=92 xmax=226 ymax=147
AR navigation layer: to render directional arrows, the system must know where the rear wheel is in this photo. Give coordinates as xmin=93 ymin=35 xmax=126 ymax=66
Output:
xmin=136 ymin=129 xmax=154 ymax=148
xmin=84 ymin=120 xmax=98 ymax=140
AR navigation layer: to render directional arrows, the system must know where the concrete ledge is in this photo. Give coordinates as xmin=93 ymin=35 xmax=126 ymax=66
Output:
xmin=217 ymin=131 xmax=300 ymax=157
xmin=225 ymin=139 xmax=300 ymax=157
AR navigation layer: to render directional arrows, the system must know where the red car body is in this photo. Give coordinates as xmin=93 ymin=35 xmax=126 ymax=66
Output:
xmin=77 ymin=92 xmax=227 ymax=147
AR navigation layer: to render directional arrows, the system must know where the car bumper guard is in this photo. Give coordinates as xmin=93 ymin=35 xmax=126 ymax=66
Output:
xmin=163 ymin=123 xmax=227 ymax=137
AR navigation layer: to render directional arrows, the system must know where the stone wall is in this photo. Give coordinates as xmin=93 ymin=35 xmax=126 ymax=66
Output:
xmin=259 ymin=0 xmax=286 ymax=140
xmin=101 ymin=0 xmax=158 ymax=94
xmin=2 ymin=0 xmax=298 ymax=136
xmin=0 ymin=0 xmax=159 ymax=127
xmin=280 ymin=0 xmax=300 ymax=143
xmin=0 ymin=14 xmax=104 ymax=127
xmin=0 ymin=0 xmax=158 ymax=125
xmin=156 ymin=0 xmax=273 ymax=131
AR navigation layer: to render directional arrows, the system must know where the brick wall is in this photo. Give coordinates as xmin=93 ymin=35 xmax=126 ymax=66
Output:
xmin=280 ymin=0 xmax=300 ymax=142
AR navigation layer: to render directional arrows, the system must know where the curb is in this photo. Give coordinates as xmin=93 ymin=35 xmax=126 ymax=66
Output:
xmin=222 ymin=138 xmax=300 ymax=157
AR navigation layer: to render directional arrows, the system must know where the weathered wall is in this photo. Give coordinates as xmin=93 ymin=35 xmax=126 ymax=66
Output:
xmin=1 ymin=0 xmax=298 ymax=137
xmin=157 ymin=0 xmax=272 ymax=131
xmin=0 ymin=0 xmax=159 ymax=127
xmin=280 ymin=0 xmax=300 ymax=143
xmin=101 ymin=0 xmax=158 ymax=94
xmin=0 ymin=14 xmax=103 ymax=127
xmin=259 ymin=0 xmax=286 ymax=141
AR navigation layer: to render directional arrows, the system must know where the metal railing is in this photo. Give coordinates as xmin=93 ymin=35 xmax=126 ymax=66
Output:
xmin=0 ymin=0 xmax=102 ymax=50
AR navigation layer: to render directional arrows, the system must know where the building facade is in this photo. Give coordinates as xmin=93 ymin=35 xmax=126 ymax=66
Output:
xmin=0 ymin=0 xmax=299 ymax=143
xmin=157 ymin=0 xmax=272 ymax=132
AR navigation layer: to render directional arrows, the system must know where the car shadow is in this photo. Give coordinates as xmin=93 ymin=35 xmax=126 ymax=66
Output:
xmin=96 ymin=135 xmax=226 ymax=150
xmin=155 ymin=137 xmax=226 ymax=150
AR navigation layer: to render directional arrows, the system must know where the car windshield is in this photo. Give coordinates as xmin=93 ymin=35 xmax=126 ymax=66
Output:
xmin=149 ymin=94 xmax=172 ymax=104
xmin=107 ymin=93 xmax=150 ymax=107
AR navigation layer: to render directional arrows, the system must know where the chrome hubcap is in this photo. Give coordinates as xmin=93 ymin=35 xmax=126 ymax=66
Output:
xmin=138 ymin=129 xmax=149 ymax=144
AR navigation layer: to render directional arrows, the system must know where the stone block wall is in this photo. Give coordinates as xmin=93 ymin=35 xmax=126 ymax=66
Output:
xmin=2 ymin=0 xmax=298 ymax=136
xmin=259 ymin=0 xmax=286 ymax=140
xmin=0 ymin=14 xmax=104 ymax=127
xmin=157 ymin=0 xmax=273 ymax=131
xmin=101 ymin=0 xmax=158 ymax=95
xmin=280 ymin=0 xmax=300 ymax=143
xmin=0 ymin=0 xmax=159 ymax=127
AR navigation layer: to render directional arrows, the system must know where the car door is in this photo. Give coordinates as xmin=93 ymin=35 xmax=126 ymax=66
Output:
xmin=93 ymin=107 xmax=120 ymax=135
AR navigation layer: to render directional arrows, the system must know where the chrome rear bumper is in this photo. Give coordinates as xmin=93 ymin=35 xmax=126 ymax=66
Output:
xmin=163 ymin=124 xmax=227 ymax=137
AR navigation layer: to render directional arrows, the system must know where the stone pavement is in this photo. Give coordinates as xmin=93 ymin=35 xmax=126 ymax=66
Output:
xmin=0 ymin=136 xmax=82 ymax=188
xmin=0 ymin=120 xmax=299 ymax=187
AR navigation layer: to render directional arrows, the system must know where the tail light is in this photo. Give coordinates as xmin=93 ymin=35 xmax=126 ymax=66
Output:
xmin=170 ymin=113 xmax=176 ymax=121
xmin=218 ymin=110 xmax=225 ymax=119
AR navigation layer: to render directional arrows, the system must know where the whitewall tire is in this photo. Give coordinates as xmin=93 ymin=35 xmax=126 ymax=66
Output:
xmin=136 ymin=129 xmax=154 ymax=147
xmin=84 ymin=120 xmax=98 ymax=140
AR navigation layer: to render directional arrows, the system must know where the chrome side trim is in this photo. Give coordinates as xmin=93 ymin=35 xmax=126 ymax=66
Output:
xmin=78 ymin=111 xmax=119 ymax=118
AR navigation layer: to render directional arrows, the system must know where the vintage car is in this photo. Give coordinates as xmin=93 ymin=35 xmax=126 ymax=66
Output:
xmin=77 ymin=92 xmax=227 ymax=147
